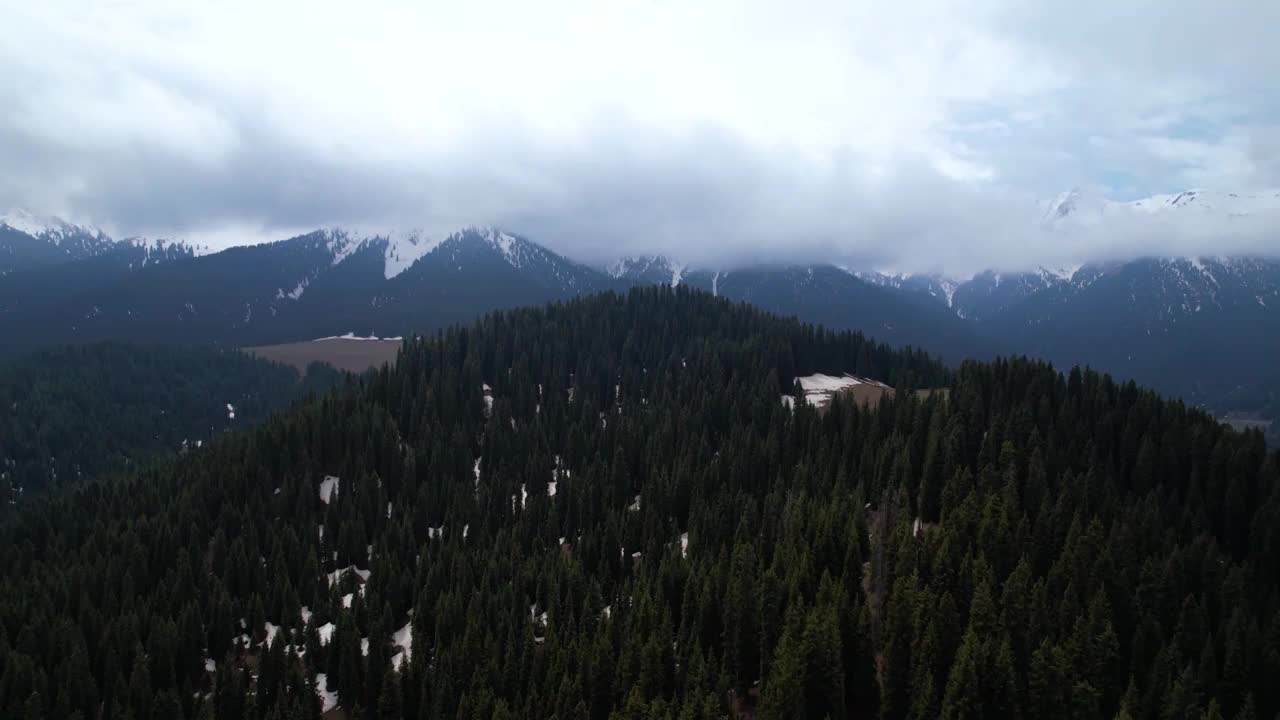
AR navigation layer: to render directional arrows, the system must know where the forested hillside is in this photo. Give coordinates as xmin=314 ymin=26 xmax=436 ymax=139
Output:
xmin=0 ymin=288 xmax=1275 ymax=720
xmin=0 ymin=343 xmax=342 ymax=503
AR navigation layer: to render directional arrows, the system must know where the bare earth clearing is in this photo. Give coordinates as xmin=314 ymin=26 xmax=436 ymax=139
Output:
xmin=787 ymin=373 xmax=947 ymax=412
xmin=245 ymin=338 xmax=402 ymax=374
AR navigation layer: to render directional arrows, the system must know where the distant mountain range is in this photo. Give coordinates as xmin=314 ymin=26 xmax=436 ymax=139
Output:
xmin=860 ymin=257 xmax=1280 ymax=402
xmin=1039 ymin=187 xmax=1280 ymax=225
xmin=0 ymin=216 xmax=982 ymax=361
xmin=3 ymin=196 xmax=1279 ymax=419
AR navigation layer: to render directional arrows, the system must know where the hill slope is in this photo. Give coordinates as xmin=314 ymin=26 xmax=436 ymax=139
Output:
xmin=0 ymin=342 xmax=341 ymax=502
xmin=0 ymin=288 xmax=1275 ymax=720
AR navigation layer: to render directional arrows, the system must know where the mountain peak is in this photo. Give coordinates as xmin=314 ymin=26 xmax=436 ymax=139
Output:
xmin=321 ymin=226 xmax=444 ymax=279
xmin=1040 ymin=187 xmax=1110 ymax=225
xmin=1042 ymin=187 xmax=1280 ymax=228
xmin=607 ymin=255 xmax=687 ymax=286
xmin=444 ymin=226 xmax=528 ymax=267
xmin=1 ymin=208 xmax=105 ymax=243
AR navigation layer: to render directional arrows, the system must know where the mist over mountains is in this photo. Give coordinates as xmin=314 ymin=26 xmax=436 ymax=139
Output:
xmin=4 ymin=201 xmax=1279 ymax=422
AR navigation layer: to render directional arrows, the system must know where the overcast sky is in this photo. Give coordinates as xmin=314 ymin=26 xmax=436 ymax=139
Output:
xmin=2 ymin=0 xmax=1279 ymax=274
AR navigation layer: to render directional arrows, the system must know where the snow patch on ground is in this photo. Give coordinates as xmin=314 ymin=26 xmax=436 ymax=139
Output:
xmin=316 ymin=673 xmax=338 ymax=713
xmin=277 ymin=278 xmax=308 ymax=300
xmin=793 ymin=373 xmax=891 ymax=408
xmin=318 ymin=623 xmax=336 ymax=646
xmin=312 ymin=332 xmax=403 ymax=341
xmin=797 ymin=373 xmax=863 ymax=394
xmin=319 ymin=475 xmax=339 ymax=503
xmin=550 ymin=457 xmax=569 ymax=497
xmin=529 ymin=603 xmax=548 ymax=643
xmin=391 ymin=621 xmax=413 ymax=670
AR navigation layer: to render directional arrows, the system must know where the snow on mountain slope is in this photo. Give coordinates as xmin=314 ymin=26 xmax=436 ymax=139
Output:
xmin=859 ymin=188 xmax=1280 ymax=321
xmin=608 ymin=255 xmax=687 ymax=287
xmin=1129 ymin=256 xmax=1280 ymax=318
xmin=421 ymin=226 xmax=610 ymax=294
xmin=322 ymin=227 xmax=443 ymax=279
xmin=856 ymin=271 xmax=960 ymax=308
xmin=382 ymin=229 xmax=439 ymax=279
xmin=467 ymin=226 xmax=571 ymax=273
xmin=1042 ymin=188 xmax=1280 ymax=226
xmin=119 ymin=237 xmax=208 ymax=263
xmin=325 ymin=228 xmax=367 ymax=267
xmin=0 ymin=208 xmax=106 ymax=245
xmin=2 ymin=209 xmax=211 ymax=263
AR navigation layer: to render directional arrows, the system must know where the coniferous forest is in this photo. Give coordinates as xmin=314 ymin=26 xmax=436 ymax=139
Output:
xmin=0 ymin=342 xmax=342 ymax=505
xmin=0 ymin=287 xmax=1277 ymax=720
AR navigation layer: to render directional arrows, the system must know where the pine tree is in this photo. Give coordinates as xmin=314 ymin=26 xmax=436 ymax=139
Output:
xmin=378 ymin=667 xmax=403 ymax=720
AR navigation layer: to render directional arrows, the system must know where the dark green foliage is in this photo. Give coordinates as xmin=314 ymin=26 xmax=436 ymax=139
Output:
xmin=0 ymin=286 xmax=1275 ymax=720
xmin=0 ymin=342 xmax=342 ymax=501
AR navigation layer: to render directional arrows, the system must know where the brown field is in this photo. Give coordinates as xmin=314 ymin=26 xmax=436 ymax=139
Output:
xmin=245 ymin=338 xmax=403 ymax=374
xmin=841 ymin=383 xmax=895 ymax=407
xmin=833 ymin=384 xmax=948 ymax=409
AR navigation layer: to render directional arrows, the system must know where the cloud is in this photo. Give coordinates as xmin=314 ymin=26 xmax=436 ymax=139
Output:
xmin=1 ymin=0 xmax=1278 ymax=275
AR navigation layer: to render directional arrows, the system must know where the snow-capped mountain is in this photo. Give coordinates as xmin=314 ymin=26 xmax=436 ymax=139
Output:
xmin=608 ymin=255 xmax=687 ymax=287
xmin=0 ymin=224 xmax=622 ymax=355
xmin=320 ymin=227 xmax=441 ymax=280
xmin=1042 ymin=188 xmax=1280 ymax=225
xmin=1 ymin=210 xmax=116 ymax=276
xmin=942 ymin=265 xmax=1097 ymax=321
xmin=0 ymin=209 xmax=207 ymax=278
xmin=0 ymin=209 xmax=110 ymax=251
xmin=857 ymin=252 xmax=1280 ymax=405
xmin=981 ymin=255 xmax=1280 ymax=403
xmin=4 ymin=200 xmax=1279 ymax=420
xmin=423 ymin=226 xmax=609 ymax=294
xmin=860 ymin=187 xmax=1280 ymax=322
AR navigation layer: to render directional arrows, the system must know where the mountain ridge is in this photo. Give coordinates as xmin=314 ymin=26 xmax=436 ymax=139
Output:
xmin=4 ymin=206 xmax=1279 ymax=419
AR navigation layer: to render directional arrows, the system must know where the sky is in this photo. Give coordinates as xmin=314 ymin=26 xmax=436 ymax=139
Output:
xmin=1 ymin=0 xmax=1279 ymax=274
